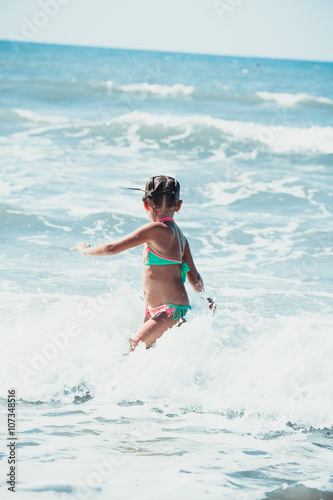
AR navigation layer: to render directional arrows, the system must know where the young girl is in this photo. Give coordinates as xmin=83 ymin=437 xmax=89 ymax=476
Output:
xmin=71 ymin=175 xmax=211 ymax=351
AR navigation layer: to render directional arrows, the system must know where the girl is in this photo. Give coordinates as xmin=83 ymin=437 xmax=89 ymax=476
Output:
xmin=71 ymin=175 xmax=212 ymax=351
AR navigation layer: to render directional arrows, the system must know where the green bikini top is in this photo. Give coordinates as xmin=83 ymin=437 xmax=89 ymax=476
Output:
xmin=142 ymin=217 xmax=190 ymax=283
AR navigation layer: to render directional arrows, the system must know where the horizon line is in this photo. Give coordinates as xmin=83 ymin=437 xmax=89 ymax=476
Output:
xmin=1 ymin=39 xmax=332 ymax=65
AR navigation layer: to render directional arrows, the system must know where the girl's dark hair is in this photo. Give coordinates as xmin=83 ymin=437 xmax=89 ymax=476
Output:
xmin=143 ymin=176 xmax=180 ymax=208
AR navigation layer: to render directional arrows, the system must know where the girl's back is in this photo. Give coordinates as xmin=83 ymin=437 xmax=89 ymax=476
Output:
xmin=142 ymin=217 xmax=189 ymax=308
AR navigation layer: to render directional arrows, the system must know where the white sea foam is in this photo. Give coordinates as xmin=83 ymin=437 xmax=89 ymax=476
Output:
xmin=7 ymin=110 xmax=333 ymax=158
xmin=115 ymin=111 xmax=333 ymax=154
xmin=13 ymin=108 xmax=69 ymax=124
xmin=0 ymin=180 xmax=12 ymax=196
xmin=0 ymin=289 xmax=332 ymax=429
xmin=232 ymin=149 xmax=258 ymax=160
xmin=201 ymin=173 xmax=307 ymax=206
xmin=106 ymin=81 xmax=194 ymax=97
xmin=257 ymin=91 xmax=333 ymax=107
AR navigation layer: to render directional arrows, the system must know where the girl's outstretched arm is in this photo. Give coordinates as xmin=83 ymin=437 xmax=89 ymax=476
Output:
xmin=70 ymin=223 xmax=155 ymax=257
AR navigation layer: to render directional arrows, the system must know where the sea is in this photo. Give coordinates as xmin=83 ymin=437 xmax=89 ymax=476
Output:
xmin=0 ymin=41 xmax=333 ymax=499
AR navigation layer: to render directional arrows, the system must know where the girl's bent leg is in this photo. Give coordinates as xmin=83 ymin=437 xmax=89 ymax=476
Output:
xmin=129 ymin=312 xmax=180 ymax=351
xmin=143 ymin=313 xmax=151 ymax=323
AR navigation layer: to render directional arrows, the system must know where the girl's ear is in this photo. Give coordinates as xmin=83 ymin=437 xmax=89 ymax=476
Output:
xmin=143 ymin=200 xmax=150 ymax=212
xmin=175 ymin=200 xmax=183 ymax=212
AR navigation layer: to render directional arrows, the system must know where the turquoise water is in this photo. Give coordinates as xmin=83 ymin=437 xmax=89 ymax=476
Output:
xmin=0 ymin=41 xmax=333 ymax=499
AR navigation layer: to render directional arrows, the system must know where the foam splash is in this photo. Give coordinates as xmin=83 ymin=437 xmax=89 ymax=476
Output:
xmin=1 ymin=287 xmax=332 ymax=430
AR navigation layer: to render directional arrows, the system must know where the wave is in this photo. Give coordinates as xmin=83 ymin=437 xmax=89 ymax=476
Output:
xmin=266 ymin=484 xmax=333 ymax=500
xmin=13 ymin=108 xmax=69 ymax=124
xmin=0 ymin=107 xmax=69 ymax=125
xmin=6 ymin=77 xmax=195 ymax=99
xmin=257 ymin=91 xmax=333 ymax=108
xmin=108 ymin=81 xmax=194 ymax=97
xmin=110 ymin=84 xmax=333 ymax=109
xmin=69 ymin=78 xmax=194 ymax=98
xmin=6 ymin=75 xmax=333 ymax=110
xmin=0 ymin=288 xmax=332 ymax=429
xmin=6 ymin=109 xmax=333 ymax=156
xmin=112 ymin=111 xmax=333 ymax=155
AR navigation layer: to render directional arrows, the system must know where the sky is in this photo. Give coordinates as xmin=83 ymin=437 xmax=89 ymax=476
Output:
xmin=0 ymin=0 xmax=332 ymax=62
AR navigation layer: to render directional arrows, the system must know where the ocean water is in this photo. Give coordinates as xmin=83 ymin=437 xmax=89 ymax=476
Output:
xmin=0 ymin=40 xmax=333 ymax=499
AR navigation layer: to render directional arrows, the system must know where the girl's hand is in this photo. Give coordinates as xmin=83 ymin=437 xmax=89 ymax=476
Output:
xmin=207 ymin=297 xmax=217 ymax=313
xmin=70 ymin=242 xmax=91 ymax=254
